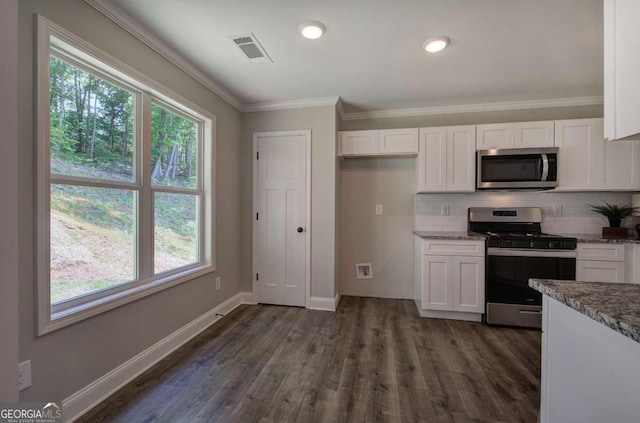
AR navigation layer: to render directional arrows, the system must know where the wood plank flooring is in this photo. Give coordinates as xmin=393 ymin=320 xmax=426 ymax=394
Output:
xmin=78 ymin=297 xmax=541 ymax=423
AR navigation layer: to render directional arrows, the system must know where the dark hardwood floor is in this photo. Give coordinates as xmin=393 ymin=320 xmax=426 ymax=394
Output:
xmin=78 ymin=297 xmax=541 ymax=423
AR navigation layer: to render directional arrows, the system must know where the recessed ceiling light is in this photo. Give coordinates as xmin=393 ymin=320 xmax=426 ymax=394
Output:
xmin=422 ymin=36 xmax=450 ymax=53
xmin=299 ymin=21 xmax=325 ymax=40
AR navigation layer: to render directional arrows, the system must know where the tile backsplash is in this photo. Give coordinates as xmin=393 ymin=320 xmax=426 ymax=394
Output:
xmin=415 ymin=191 xmax=639 ymax=234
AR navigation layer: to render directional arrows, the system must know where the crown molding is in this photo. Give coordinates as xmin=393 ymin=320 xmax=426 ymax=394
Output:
xmin=243 ymin=96 xmax=341 ymax=113
xmin=341 ymin=96 xmax=604 ymax=121
xmin=83 ymin=0 xmax=244 ymax=111
xmin=335 ymin=97 xmax=345 ymax=120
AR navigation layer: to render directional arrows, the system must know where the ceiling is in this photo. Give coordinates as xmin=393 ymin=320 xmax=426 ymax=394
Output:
xmin=103 ymin=0 xmax=604 ymax=117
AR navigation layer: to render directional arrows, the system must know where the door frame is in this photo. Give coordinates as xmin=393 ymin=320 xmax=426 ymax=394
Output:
xmin=252 ymin=129 xmax=312 ymax=308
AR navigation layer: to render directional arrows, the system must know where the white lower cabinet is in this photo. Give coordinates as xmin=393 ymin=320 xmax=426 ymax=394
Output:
xmin=415 ymin=238 xmax=485 ymax=321
xmin=540 ymin=296 xmax=640 ymax=423
xmin=576 ymin=243 xmax=626 ymax=283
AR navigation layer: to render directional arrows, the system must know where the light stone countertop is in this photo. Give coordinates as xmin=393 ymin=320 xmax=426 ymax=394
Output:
xmin=529 ymin=279 xmax=640 ymax=344
xmin=413 ymin=231 xmax=486 ymax=241
xmin=567 ymin=233 xmax=640 ymax=244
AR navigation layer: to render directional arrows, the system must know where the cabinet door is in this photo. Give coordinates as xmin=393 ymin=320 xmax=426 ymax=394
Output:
xmin=604 ymin=0 xmax=640 ymax=141
xmin=452 ymin=256 xmax=485 ymax=313
xmin=554 ymin=119 xmax=600 ymax=190
xmin=597 ymin=138 xmax=640 ymax=190
xmin=576 ymin=260 xmax=626 ymax=283
xmin=379 ymin=128 xmax=418 ymax=154
xmin=422 ymin=255 xmax=452 ymax=311
xmin=416 ymin=127 xmax=446 ymax=192
xmin=476 ymin=123 xmax=514 ymax=149
xmin=446 ymin=125 xmax=476 ymax=192
xmin=338 ymin=131 xmax=379 ymax=156
xmin=515 ymin=121 xmax=555 ymax=148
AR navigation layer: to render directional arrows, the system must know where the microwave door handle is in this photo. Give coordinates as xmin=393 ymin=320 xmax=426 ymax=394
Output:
xmin=541 ymin=154 xmax=549 ymax=181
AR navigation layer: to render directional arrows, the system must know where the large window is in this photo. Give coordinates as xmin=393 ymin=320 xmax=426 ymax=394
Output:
xmin=37 ymin=17 xmax=215 ymax=334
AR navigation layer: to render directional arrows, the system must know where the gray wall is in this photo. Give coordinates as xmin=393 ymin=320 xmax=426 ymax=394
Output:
xmin=18 ymin=0 xmax=245 ymax=401
xmin=338 ymin=105 xmax=605 ymax=299
xmin=0 ymin=0 xmax=19 ymax=403
xmin=243 ymin=106 xmax=338 ymax=300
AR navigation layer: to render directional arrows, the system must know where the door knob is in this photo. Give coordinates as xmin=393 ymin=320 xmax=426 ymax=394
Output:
xmin=297 ymin=227 xmax=304 ymax=233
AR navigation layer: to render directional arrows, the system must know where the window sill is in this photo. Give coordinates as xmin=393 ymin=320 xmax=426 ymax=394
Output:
xmin=39 ymin=264 xmax=215 ymax=336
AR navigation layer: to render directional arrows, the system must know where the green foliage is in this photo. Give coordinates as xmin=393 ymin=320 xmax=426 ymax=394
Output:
xmin=588 ymin=201 xmax=639 ymax=227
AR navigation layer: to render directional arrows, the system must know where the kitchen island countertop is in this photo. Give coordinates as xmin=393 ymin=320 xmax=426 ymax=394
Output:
xmin=529 ymin=278 xmax=640 ymax=344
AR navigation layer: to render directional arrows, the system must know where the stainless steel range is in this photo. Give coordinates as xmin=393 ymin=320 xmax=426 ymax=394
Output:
xmin=468 ymin=207 xmax=577 ymax=328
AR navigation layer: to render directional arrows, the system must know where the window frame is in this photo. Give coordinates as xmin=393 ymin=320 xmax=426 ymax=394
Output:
xmin=36 ymin=16 xmax=216 ymax=335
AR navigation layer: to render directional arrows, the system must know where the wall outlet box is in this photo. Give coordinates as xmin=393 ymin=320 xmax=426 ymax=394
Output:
xmin=215 ymin=277 xmax=221 ymax=290
xmin=355 ymin=263 xmax=373 ymax=279
xmin=441 ymin=205 xmax=450 ymax=216
xmin=18 ymin=360 xmax=31 ymax=391
xmin=552 ymin=205 xmax=563 ymax=217
xmin=375 ymin=204 xmax=383 ymax=215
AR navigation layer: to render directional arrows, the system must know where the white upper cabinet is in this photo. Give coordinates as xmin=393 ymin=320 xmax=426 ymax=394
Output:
xmin=554 ymin=119 xmax=599 ymax=190
xmin=338 ymin=130 xmax=379 ymax=155
xmin=597 ymin=133 xmax=640 ymax=189
xmin=416 ymin=127 xmax=447 ymax=192
xmin=476 ymin=123 xmax=514 ymax=149
xmin=378 ymin=128 xmax=419 ymax=154
xmin=417 ymin=125 xmax=475 ymax=193
xmin=555 ymin=118 xmax=640 ymax=191
xmin=338 ymin=128 xmax=418 ymax=157
xmin=515 ymin=121 xmax=555 ymax=147
xmin=477 ymin=121 xmax=554 ymax=149
xmin=604 ymin=0 xmax=640 ymax=141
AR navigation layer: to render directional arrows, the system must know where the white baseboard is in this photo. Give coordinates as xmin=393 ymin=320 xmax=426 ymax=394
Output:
xmin=63 ymin=291 xmax=253 ymax=422
xmin=307 ymin=293 xmax=340 ymax=311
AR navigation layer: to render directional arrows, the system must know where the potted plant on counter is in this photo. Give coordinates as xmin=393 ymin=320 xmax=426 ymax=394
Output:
xmin=588 ymin=201 xmax=638 ymax=239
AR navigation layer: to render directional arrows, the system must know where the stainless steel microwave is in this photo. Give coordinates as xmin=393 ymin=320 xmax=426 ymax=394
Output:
xmin=477 ymin=147 xmax=559 ymax=190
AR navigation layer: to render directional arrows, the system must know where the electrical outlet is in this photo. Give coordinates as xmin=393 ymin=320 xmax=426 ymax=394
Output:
xmin=375 ymin=204 xmax=383 ymax=215
xmin=441 ymin=205 xmax=450 ymax=216
xmin=552 ymin=205 xmax=563 ymax=217
xmin=215 ymin=277 xmax=221 ymax=290
xmin=18 ymin=360 xmax=31 ymax=391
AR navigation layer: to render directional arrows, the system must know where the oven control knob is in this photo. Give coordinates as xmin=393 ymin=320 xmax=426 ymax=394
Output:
xmin=549 ymin=241 xmax=562 ymax=249
xmin=502 ymin=240 xmax=513 ymax=247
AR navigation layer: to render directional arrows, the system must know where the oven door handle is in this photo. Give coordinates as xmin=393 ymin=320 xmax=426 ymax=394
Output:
xmin=487 ymin=247 xmax=577 ymax=258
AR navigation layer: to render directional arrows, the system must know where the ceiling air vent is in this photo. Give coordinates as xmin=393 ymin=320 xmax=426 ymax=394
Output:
xmin=229 ymin=33 xmax=273 ymax=64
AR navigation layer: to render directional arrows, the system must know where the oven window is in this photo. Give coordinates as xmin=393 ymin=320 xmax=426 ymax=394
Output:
xmin=487 ymin=256 xmax=575 ymax=305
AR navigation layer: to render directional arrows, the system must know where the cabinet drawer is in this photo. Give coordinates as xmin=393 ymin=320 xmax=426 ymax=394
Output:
xmin=577 ymin=243 xmax=625 ymax=261
xmin=422 ymin=240 xmax=485 ymax=257
xmin=576 ymin=260 xmax=626 ymax=283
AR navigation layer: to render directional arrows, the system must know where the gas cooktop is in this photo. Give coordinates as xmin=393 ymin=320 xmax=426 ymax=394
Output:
xmin=468 ymin=207 xmax=577 ymax=250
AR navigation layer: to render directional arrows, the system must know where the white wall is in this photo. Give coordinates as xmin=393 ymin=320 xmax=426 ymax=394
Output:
xmin=243 ymin=106 xmax=338 ymax=301
xmin=0 ymin=0 xmax=19 ymax=402
xmin=340 ymin=158 xmax=415 ymax=299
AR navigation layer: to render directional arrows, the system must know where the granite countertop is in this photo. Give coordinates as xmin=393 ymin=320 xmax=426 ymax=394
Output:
xmin=529 ymin=279 xmax=640 ymax=344
xmin=567 ymin=233 xmax=640 ymax=244
xmin=413 ymin=231 xmax=486 ymax=241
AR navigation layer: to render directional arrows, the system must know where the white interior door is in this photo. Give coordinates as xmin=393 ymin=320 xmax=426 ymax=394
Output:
xmin=253 ymin=130 xmax=309 ymax=307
